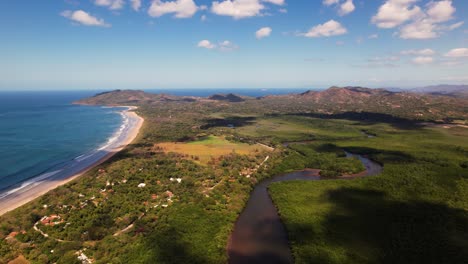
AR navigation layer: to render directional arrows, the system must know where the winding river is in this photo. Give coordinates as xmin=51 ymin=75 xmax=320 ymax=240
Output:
xmin=227 ymin=152 xmax=383 ymax=264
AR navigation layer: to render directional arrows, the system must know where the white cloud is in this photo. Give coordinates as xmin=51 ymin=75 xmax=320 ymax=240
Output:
xmin=61 ymin=10 xmax=111 ymax=27
xmin=368 ymin=34 xmax=378 ymax=39
xmin=426 ymin=0 xmax=455 ymax=23
xmin=411 ymin=56 xmax=434 ymax=65
xmin=323 ymin=0 xmax=339 ymax=6
xmin=148 ymin=0 xmax=199 ymax=18
xmin=444 ymin=48 xmax=468 ymax=58
xmin=263 ymin=0 xmax=284 ymax=5
xmin=302 ymin=20 xmax=347 ymax=38
xmin=94 ymin=0 xmax=124 ymax=10
xmin=256 ymin=27 xmax=272 ymax=39
xmin=131 ymin=0 xmax=142 ymax=11
xmin=372 ymin=0 xmax=460 ymax=39
xmin=197 ymin=40 xmax=238 ymax=51
xmin=339 ymin=0 xmax=355 ymax=16
xmin=401 ymin=48 xmax=435 ymax=56
xmin=400 ymin=18 xmax=440 ymax=39
xmin=279 ymin=8 xmax=287 ymax=13
xmin=371 ymin=0 xmax=421 ymax=28
xmin=211 ymin=0 xmax=284 ymax=19
xmin=218 ymin=40 xmax=239 ymax=51
xmin=448 ymin=21 xmax=464 ymax=30
xmin=201 ymin=14 xmax=207 ymax=21
xmin=198 ymin=40 xmax=216 ymax=49
xmin=323 ymin=0 xmax=355 ymax=16
xmin=211 ymin=0 xmax=263 ymax=19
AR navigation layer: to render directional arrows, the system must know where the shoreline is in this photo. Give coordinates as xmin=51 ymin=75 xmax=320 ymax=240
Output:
xmin=0 ymin=106 xmax=144 ymax=216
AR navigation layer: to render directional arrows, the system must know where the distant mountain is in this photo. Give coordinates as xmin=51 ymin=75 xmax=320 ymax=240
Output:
xmin=74 ymin=90 xmax=197 ymax=105
xmin=208 ymin=93 xmax=245 ymax=102
xmin=284 ymin=86 xmax=467 ymax=120
xmin=408 ymin=85 xmax=468 ymax=98
xmin=298 ymin=86 xmax=395 ymax=104
xmin=75 ymin=87 xmax=468 ymax=121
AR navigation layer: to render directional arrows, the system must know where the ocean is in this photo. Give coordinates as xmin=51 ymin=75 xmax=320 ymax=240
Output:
xmin=0 ymin=88 xmax=310 ymax=193
xmin=0 ymin=91 xmax=125 ymax=191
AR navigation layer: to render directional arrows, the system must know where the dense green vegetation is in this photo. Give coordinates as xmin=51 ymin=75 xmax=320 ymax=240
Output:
xmin=270 ymin=121 xmax=468 ymax=264
xmin=1 ymin=89 xmax=467 ymax=263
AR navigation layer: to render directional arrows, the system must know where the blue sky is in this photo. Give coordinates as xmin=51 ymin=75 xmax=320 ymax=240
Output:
xmin=0 ymin=0 xmax=467 ymax=90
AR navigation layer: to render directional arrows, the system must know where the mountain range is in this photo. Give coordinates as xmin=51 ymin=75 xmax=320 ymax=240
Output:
xmin=75 ymin=86 xmax=468 ymax=122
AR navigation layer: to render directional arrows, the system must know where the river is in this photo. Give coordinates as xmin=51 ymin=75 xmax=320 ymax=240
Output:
xmin=227 ymin=152 xmax=383 ymax=264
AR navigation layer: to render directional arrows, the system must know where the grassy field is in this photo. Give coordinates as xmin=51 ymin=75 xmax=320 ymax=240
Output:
xmin=269 ymin=119 xmax=468 ymax=264
xmin=155 ymin=135 xmax=269 ymax=164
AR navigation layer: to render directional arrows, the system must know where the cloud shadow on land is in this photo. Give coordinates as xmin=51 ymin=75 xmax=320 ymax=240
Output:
xmin=285 ymin=112 xmax=425 ymax=130
xmin=200 ymin=116 xmax=257 ymax=129
xmin=288 ymin=188 xmax=468 ymax=263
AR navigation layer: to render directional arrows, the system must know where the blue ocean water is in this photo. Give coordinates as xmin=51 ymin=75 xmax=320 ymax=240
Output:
xmin=0 ymin=91 xmax=124 ymax=191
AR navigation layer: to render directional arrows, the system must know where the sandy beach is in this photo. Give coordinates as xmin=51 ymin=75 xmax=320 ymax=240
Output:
xmin=0 ymin=106 xmax=144 ymax=216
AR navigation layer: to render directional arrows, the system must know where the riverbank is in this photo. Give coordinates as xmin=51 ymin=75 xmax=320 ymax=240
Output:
xmin=0 ymin=106 xmax=144 ymax=216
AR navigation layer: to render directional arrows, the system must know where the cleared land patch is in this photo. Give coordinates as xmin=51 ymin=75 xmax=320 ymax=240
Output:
xmin=155 ymin=136 xmax=270 ymax=164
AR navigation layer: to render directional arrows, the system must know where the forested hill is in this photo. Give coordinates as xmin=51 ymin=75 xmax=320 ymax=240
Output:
xmin=75 ymin=87 xmax=468 ymax=122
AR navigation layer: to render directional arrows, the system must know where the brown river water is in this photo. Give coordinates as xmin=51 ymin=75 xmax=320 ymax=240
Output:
xmin=227 ymin=152 xmax=383 ymax=264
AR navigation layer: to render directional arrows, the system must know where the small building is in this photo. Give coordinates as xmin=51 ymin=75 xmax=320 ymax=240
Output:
xmin=165 ymin=190 xmax=174 ymax=198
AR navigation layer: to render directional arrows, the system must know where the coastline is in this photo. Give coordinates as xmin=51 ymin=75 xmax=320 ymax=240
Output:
xmin=0 ymin=106 xmax=144 ymax=216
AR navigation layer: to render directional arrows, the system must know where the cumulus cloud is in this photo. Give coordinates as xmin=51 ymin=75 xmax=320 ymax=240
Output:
xmin=411 ymin=56 xmax=434 ymax=65
xmin=426 ymin=0 xmax=455 ymax=23
xmin=444 ymin=48 xmax=468 ymax=58
xmin=94 ymin=0 xmax=124 ymax=10
xmin=197 ymin=40 xmax=238 ymax=51
xmin=323 ymin=0 xmax=355 ymax=16
xmin=131 ymin=0 xmax=142 ymax=11
xmin=211 ymin=0 xmax=284 ymax=19
xmin=401 ymin=48 xmax=436 ymax=56
xmin=372 ymin=0 xmax=461 ymax=39
xmin=148 ymin=0 xmax=199 ymax=18
xmin=61 ymin=10 xmax=111 ymax=27
xmin=400 ymin=19 xmax=439 ymax=39
xmin=371 ymin=0 xmax=422 ymax=29
xmin=198 ymin=40 xmax=216 ymax=49
xmin=302 ymin=20 xmax=347 ymax=38
xmin=256 ymin=27 xmax=272 ymax=39
xmin=339 ymin=0 xmax=355 ymax=16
